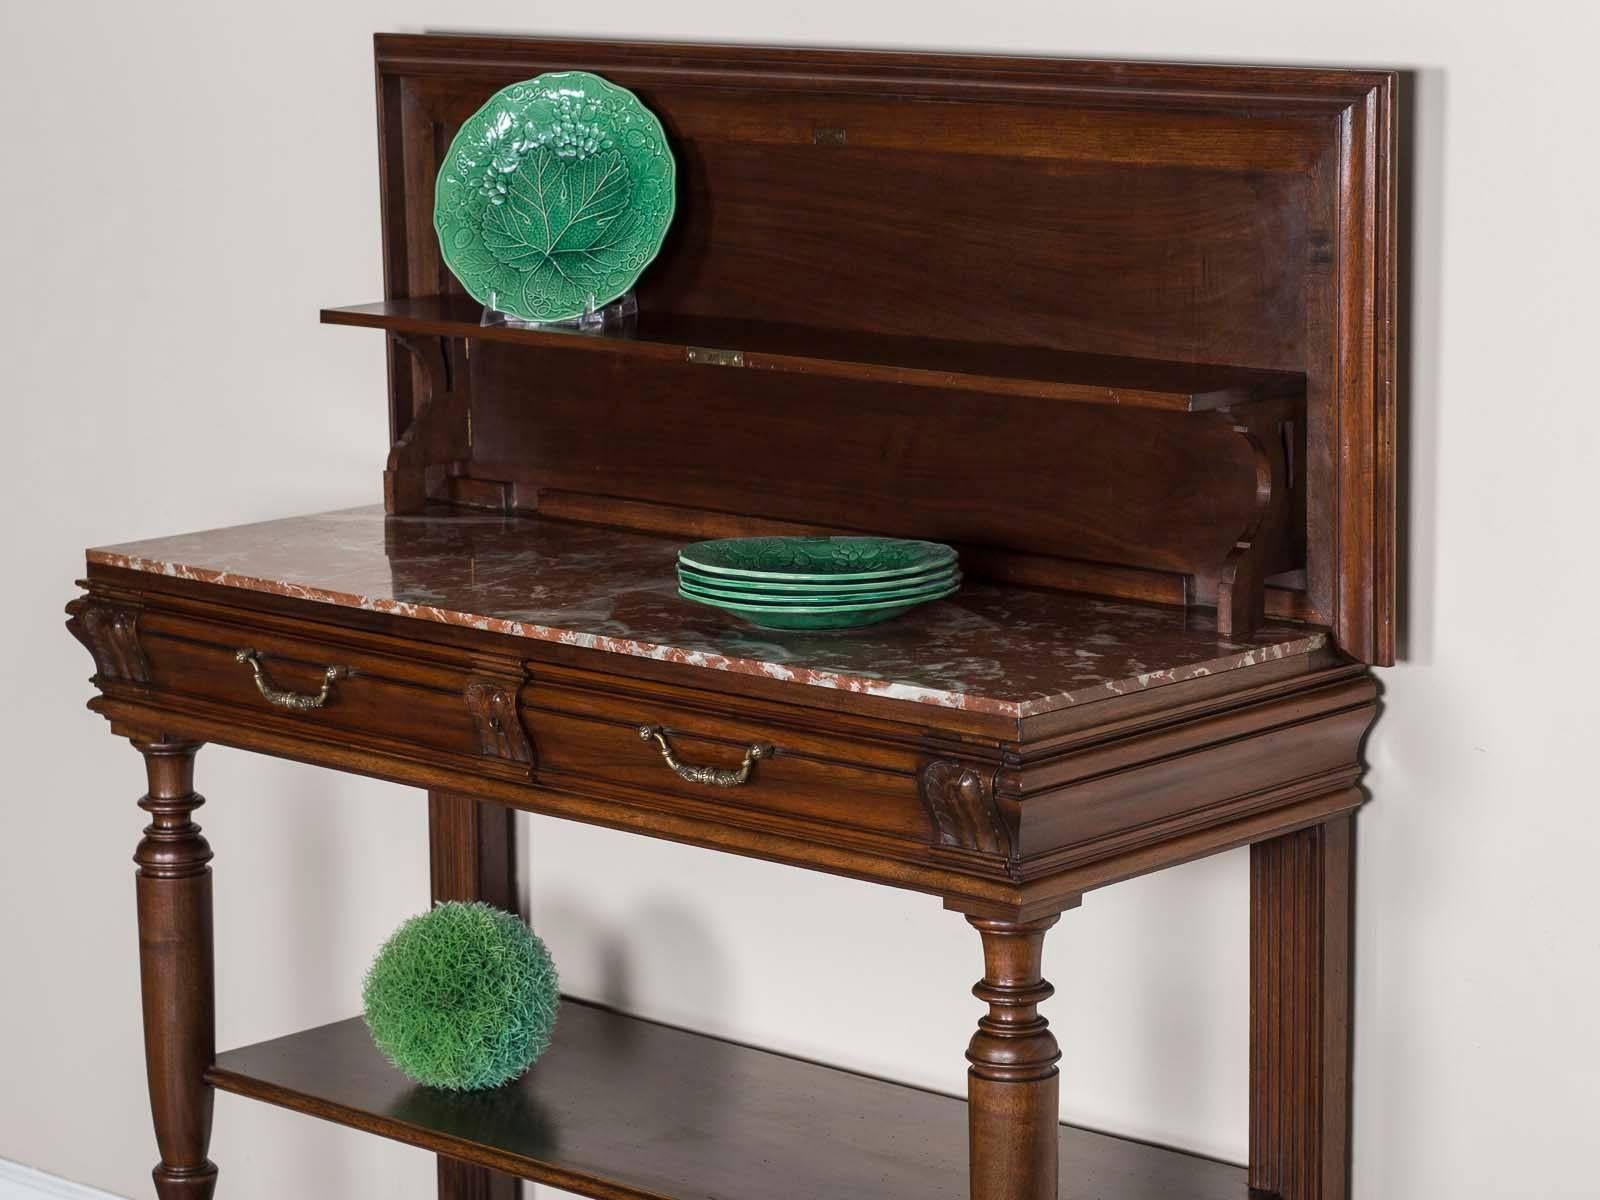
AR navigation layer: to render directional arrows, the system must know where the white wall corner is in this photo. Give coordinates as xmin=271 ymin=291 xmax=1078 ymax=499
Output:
xmin=0 ymin=1161 xmax=128 ymax=1200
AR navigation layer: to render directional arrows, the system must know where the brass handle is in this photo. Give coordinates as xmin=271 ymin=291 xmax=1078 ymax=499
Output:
xmin=638 ymin=725 xmax=771 ymax=788
xmin=234 ymin=649 xmax=349 ymax=712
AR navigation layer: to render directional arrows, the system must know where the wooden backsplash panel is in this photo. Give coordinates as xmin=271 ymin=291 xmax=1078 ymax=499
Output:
xmin=408 ymin=73 xmax=1317 ymax=370
xmin=375 ymin=36 xmax=1396 ymax=661
xmin=467 ymin=344 xmax=1273 ymax=581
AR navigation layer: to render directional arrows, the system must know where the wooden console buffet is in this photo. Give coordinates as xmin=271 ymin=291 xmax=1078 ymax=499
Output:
xmin=66 ymin=35 xmax=1396 ymax=1200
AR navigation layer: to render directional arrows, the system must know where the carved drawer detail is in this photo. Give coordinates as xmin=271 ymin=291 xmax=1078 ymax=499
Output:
xmin=920 ymin=761 xmax=1011 ymax=857
xmin=464 ymin=681 xmax=535 ymax=768
xmin=65 ymin=598 xmax=151 ymax=684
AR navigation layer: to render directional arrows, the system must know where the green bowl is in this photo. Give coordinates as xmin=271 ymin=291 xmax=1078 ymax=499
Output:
xmin=677 ymin=564 xmax=959 ymax=600
xmin=677 ymin=584 xmax=959 ymax=630
xmin=678 ymin=570 xmax=961 ymax=606
xmin=678 ymin=536 xmax=956 ymax=583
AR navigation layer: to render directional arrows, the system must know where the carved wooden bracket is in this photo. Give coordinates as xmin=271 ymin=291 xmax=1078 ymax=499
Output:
xmin=1200 ymin=396 xmax=1303 ymax=640
xmin=386 ymin=332 xmax=471 ymax=515
xmin=464 ymin=681 xmax=535 ymax=769
xmin=65 ymin=597 xmax=151 ymax=684
xmin=920 ymin=761 xmax=1010 ymax=856
xmin=1216 ymin=415 xmax=1275 ymax=639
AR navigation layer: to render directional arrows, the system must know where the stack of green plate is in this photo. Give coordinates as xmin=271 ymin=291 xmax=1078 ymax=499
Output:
xmin=677 ymin=537 xmax=960 ymax=630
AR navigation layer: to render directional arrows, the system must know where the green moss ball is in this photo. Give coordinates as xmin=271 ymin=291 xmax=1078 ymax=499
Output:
xmin=362 ymin=901 xmax=559 ymax=1091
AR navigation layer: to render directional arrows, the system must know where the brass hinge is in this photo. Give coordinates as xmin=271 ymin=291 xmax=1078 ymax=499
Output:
xmin=685 ymin=346 xmax=745 ymax=368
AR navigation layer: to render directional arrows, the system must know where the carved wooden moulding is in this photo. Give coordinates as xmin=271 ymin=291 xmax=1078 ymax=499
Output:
xmin=464 ymin=680 xmax=535 ymax=769
xmin=386 ymin=332 xmax=471 ymax=515
xmin=65 ymin=597 xmax=150 ymax=684
xmin=920 ymin=760 xmax=1011 ymax=857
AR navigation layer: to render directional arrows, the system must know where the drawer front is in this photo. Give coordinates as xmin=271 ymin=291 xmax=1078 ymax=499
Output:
xmin=123 ymin=605 xmax=956 ymax=860
xmin=135 ymin=609 xmax=526 ymax=772
xmin=523 ymin=670 xmax=930 ymax=845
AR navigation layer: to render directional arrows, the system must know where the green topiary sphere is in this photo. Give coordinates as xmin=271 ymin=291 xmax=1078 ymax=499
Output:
xmin=362 ymin=901 xmax=559 ymax=1091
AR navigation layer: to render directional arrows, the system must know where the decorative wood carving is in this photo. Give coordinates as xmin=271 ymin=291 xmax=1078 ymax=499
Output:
xmin=66 ymin=597 xmax=151 ymax=683
xmin=464 ymin=681 xmax=535 ymax=768
xmin=1186 ymin=396 xmax=1302 ymax=638
xmin=1216 ymin=416 xmax=1276 ymax=638
xmin=921 ymin=761 xmax=1010 ymax=856
xmin=385 ymin=332 xmax=471 ymax=514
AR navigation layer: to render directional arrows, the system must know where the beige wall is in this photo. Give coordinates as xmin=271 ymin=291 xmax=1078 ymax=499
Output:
xmin=2 ymin=2 xmax=1596 ymax=1197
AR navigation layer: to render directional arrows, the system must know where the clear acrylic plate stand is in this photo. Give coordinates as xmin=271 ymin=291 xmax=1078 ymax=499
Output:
xmin=480 ymin=290 xmax=637 ymax=335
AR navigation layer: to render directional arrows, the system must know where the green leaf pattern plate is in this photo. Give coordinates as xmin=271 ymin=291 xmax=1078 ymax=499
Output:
xmin=677 ymin=585 xmax=961 ymax=631
xmin=675 ymin=537 xmax=961 ymax=629
xmin=678 ymin=576 xmax=960 ymax=611
xmin=435 ymin=72 xmax=676 ymax=323
xmin=678 ymin=537 xmax=957 ymax=582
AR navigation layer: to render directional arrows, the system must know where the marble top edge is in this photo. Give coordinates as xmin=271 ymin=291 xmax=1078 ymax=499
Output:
xmin=86 ymin=508 xmax=1329 ymax=720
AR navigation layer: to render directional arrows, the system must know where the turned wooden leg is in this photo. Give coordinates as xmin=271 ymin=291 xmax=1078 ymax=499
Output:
xmin=430 ymin=791 xmax=522 ymax=1200
xmin=1250 ymin=815 xmax=1355 ymax=1200
xmin=965 ymin=914 xmax=1061 ymax=1200
xmin=133 ymin=738 xmax=218 ymax=1199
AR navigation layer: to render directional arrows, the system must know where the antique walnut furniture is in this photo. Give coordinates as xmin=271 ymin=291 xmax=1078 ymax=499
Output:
xmin=65 ymin=34 xmax=1396 ymax=1200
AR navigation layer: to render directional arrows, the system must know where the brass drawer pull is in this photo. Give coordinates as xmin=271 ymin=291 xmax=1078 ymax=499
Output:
xmin=235 ymin=649 xmax=349 ymax=712
xmin=638 ymin=725 xmax=772 ymax=787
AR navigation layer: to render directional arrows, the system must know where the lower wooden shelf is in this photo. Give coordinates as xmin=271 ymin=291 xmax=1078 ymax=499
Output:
xmin=207 ymin=999 xmax=1250 ymax=1200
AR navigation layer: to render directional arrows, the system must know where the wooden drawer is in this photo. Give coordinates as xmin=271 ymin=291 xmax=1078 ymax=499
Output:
xmin=522 ymin=667 xmax=932 ymax=846
xmin=135 ymin=608 xmax=528 ymax=774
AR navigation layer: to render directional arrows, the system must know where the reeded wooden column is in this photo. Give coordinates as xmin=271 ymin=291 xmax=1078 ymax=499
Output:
xmin=132 ymin=738 xmax=218 ymax=1199
xmin=1250 ymin=814 xmax=1355 ymax=1200
xmin=430 ymin=791 xmax=522 ymax=1200
xmin=965 ymin=914 xmax=1062 ymax=1200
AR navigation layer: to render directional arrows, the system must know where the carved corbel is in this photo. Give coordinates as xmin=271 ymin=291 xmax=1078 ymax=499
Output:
xmin=1215 ymin=415 xmax=1274 ymax=639
xmin=386 ymin=332 xmax=471 ymax=514
xmin=464 ymin=680 xmax=535 ymax=769
xmin=1205 ymin=395 xmax=1303 ymax=640
xmin=920 ymin=760 xmax=1010 ymax=856
xmin=65 ymin=597 xmax=151 ymax=684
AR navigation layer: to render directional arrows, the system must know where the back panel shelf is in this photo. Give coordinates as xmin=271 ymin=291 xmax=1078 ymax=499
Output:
xmin=326 ymin=296 xmax=1306 ymax=412
xmin=366 ymin=34 xmax=1393 ymax=657
xmin=340 ymin=307 xmax=1305 ymax=636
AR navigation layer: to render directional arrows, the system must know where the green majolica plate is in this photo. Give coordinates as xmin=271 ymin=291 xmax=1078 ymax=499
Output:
xmin=678 ymin=570 xmax=961 ymax=605
xmin=678 ymin=537 xmax=957 ymax=582
xmin=678 ymin=558 xmax=958 ymax=588
xmin=677 ymin=584 xmax=960 ymax=631
xmin=434 ymin=72 xmax=676 ymax=323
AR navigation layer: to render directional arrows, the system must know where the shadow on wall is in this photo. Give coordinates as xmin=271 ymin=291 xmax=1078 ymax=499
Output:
xmin=533 ymin=890 xmax=733 ymax=1024
xmin=530 ymin=887 xmax=744 ymax=1180
xmin=1395 ymin=65 xmax=1446 ymax=666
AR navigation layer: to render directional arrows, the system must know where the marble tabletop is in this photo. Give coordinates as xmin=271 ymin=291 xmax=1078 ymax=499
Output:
xmin=90 ymin=507 xmax=1327 ymax=719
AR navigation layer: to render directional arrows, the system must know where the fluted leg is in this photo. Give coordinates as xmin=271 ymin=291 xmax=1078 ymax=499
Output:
xmin=133 ymin=738 xmax=218 ymax=1199
xmin=965 ymin=915 xmax=1061 ymax=1200
xmin=1250 ymin=816 xmax=1355 ymax=1200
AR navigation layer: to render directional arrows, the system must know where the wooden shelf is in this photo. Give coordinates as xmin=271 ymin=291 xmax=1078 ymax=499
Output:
xmin=208 ymin=1000 xmax=1250 ymax=1200
xmin=324 ymin=296 xmax=1304 ymax=412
